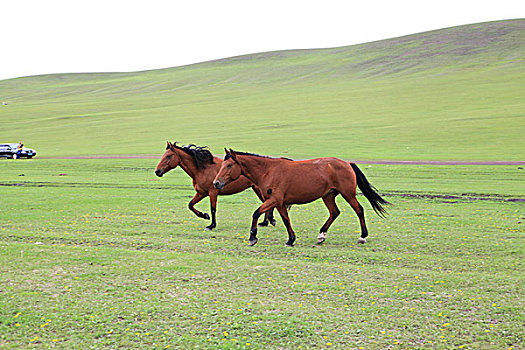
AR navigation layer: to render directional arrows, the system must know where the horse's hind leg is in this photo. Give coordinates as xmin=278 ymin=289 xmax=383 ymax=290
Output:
xmin=318 ymin=190 xmax=341 ymax=244
xmin=268 ymin=210 xmax=276 ymax=226
xmin=259 ymin=209 xmax=277 ymax=227
xmin=341 ymin=193 xmax=368 ymax=244
xmin=276 ymin=205 xmax=296 ymax=247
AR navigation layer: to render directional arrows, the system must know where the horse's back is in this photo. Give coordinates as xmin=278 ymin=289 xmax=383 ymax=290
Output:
xmin=287 ymin=157 xmax=352 ymax=177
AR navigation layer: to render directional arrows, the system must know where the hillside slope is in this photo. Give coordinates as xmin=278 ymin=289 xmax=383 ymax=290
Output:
xmin=0 ymin=19 xmax=524 ymax=160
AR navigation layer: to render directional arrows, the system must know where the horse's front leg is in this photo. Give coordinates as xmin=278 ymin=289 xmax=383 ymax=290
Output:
xmin=249 ymin=199 xmax=277 ymax=246
xmin=188 ymin=192 xmax=209 ymax=220
xmin=252 ymin=186 xmax=276 ymax=227
xmin=205 ymin=192 xmax=218 ymax=231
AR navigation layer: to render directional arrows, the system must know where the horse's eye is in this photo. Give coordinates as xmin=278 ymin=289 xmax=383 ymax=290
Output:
xmin=166 ymin=155 xmax=172 ymax=159
xmin=227 ymin=164 xmax=232 ymax=169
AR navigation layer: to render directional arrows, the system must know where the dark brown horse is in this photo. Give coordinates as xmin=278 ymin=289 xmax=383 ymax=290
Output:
xmin=155 ymin=142 xmax=275 ymax=231
xmin=213 ymin=149 xmax=389 ymax=246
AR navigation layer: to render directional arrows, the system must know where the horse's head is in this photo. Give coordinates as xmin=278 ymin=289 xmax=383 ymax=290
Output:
xmin=155 ymin=141 xmax=181 ymax=177
xmin=213 ymin=148 xmax=242 ymax=190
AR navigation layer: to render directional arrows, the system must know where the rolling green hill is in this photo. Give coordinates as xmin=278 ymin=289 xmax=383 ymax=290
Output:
xmin=0 ymin=19 xmax=524 ymax=160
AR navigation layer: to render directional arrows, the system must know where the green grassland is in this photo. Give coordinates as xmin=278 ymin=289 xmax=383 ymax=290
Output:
xmin=1 ymin=20 xmax=524 ymax=160
xmin=0 ymin=19 xmax=524 ymax=349
xmin=0 ymin=159 xmax=524 ymax=349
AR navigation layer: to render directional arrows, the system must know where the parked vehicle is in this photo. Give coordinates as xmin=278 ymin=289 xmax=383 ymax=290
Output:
xmin=0 ymin=143 xmax=37 ymax=159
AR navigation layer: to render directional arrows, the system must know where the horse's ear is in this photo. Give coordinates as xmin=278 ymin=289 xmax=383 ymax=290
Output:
xmin=229 ymin=149 xmax=238 ymax=162
xmin=224 ymin=148 xmax=234 ymax=161
xmin=166 ymin=141 xmax=171 ymax=150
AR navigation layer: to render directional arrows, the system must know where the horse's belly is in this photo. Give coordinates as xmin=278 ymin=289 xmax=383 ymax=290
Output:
xmin=285 ymin=197 xmax=318 ymax=205
xmin=284 ymin=190 xmax=326 ymax=205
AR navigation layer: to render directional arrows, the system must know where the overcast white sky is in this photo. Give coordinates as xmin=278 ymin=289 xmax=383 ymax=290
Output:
xmin=1 ymin=0 xmax=523 ymax=81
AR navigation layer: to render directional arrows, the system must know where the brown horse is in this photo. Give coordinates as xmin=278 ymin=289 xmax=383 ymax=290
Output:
xmin=155 ymin=142 xmax=275 ymax=231
xmin=213 ymin=149 xmax=389 ymax=246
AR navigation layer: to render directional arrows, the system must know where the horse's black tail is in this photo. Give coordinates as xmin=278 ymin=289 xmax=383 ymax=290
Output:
xmin=350 ymin=163 xmax=390 ymax=218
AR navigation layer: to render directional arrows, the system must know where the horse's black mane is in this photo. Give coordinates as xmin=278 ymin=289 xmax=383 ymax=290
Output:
xmin=170 ymin=142 xmax=215 ymax=168
xmin=225 ymin=150 xmax=293 ymax=161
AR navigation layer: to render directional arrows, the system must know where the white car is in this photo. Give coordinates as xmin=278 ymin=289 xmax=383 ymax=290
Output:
xmin=0 ymin=143 xmax=37 ymax=159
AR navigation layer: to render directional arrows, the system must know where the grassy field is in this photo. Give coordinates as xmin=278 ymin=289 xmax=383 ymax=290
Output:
xmin=1 ymin=20 xmax=524 ymax=160
xmin=0 ymin=19 xmax=524 ymax=349
xmin=0 ymin=158 xmax=523 ymax=349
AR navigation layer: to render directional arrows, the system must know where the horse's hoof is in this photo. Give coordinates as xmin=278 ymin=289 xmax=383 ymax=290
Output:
xmin=357 ymin=237 xmax=367 ymax=244
xmin=249 ymin=239 xmax=258 ymax=246
xmin=205 ymin=227 xmax=213 ymax=231
xmin=317 ymin=232 xmax=326 ymax=244
xmin=285 ymin=242 xmax=294 ymax=247
xmin=270 ymin=219 xmax=277 ymax=227
xmin=202 ymin=213 xmax=210 ymax=220
xmin=258 ymin=221 xmax=269 ymax=227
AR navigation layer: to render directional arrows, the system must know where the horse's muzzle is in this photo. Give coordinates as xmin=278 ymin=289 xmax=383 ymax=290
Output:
xmin=213 ymin=180 xmax=224 ymax=190
xmin=155 ymin=169 xmax=164 ymax=177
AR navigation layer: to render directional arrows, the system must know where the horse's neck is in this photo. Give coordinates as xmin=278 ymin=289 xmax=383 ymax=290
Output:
xmin=176 ymin=150 xmax=198 ymax=179
xmin=239 ymin=156 xmax=272 ymax=185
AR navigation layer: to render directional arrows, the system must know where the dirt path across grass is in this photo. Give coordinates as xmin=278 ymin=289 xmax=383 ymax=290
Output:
xmin=41 ymin=155 xmax=525 ymax=165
